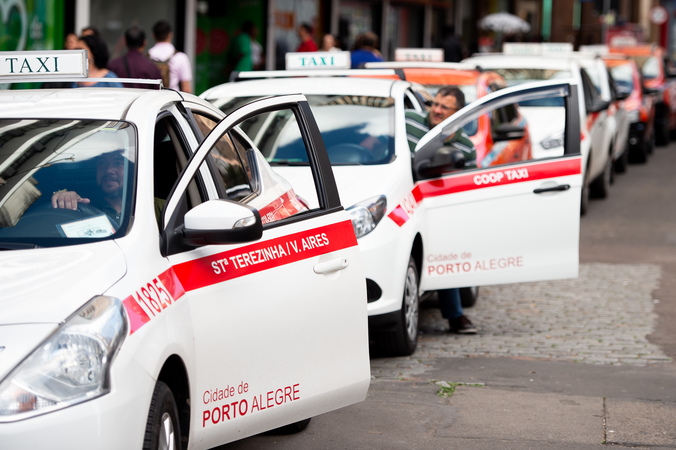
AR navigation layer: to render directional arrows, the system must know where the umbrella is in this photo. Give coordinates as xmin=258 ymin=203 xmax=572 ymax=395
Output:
xmin=479 ymin=12 xmax=531 ymax=34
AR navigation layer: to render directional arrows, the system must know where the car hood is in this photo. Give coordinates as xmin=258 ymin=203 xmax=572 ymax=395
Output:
xmin=273 ymin=164 xmax=405 ymax=210
xmin=0 ymin=241 xmax=127 ymax=325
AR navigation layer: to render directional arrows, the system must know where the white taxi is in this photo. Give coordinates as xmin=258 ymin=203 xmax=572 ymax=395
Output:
xmin=202 ymin=66 xmax=584 ymax=356
xmin=0 ymin=51 xmax=370 ymax=449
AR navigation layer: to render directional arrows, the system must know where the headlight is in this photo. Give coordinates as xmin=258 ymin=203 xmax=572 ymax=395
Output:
xmin=347 ymin=196 xmax=387 ymax=239
xmin=540 ymin=132 xmax=564 ymax=150
xmin=627 ymin=109 xmax=640 ymax=123
xmin=0 ymin=296 xmax=127 ymax=422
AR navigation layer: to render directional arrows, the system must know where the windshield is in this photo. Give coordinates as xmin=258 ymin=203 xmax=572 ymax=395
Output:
xmin=0 ymin=119 xmax=136 ymax=248
xmin=492 ymin=68 xmax=568 ymax=107
xmin=609 ymin=62 xmax=634 ymax=95
xmin=639 ymin=56 xmax=659 ymax=79
xmin=576 ymin=59 xmax=603 ymax=94
xmin=218 ymin=95 xmax=396 ymax=165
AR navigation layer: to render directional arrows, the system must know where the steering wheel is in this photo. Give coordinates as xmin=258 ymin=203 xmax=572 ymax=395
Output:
xmin=8 ymin=202 xmax=113 ymax=238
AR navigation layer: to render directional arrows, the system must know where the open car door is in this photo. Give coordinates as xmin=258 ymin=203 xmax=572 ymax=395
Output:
xmin=413 ymin=80 xmax=582 ymax=290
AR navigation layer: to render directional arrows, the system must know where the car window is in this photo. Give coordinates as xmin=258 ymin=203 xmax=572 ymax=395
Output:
xmin=491 ymin=68 xmax=567 ymax=107
xmin=580 ymin=68 xmax=603 ymax=111
xmin=191 ymin=113 xmax=254 ymax=201
xmin=641 ymin=56 xmax=659 ymax=79
xmin=609 ymin=62 xmax=635 ymax=96
xmin=191 ymin=110 xmax=315 ymax=222
xmin=576 ymin=59 xmax=603 ymax=95
xmin=0 ymin=119 xmax=136 ymax=247
xmin=218 ymin=95 xmax=396 ymax=166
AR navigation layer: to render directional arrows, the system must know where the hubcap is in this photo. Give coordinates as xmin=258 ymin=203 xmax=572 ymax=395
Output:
xmin=159 ymin=412 xmax=176 ymax=450
xmin=403 ymin=266 xmax=419 ymax=342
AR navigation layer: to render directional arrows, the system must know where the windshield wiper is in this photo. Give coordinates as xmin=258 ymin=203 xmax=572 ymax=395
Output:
xmin=0 ymin=242 xmax=41 ymax=250
xmin=271 ymin=160 xmax=310 ymax=166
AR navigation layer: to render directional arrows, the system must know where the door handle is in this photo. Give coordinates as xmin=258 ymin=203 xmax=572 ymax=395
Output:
xmin=533 ymin=184 xmax=570 ymax=194
xmin=314 ymin=258 xmax=349 ymax=274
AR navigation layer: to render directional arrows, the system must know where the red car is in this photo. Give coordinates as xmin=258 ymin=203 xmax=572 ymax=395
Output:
xmin=603 ymin=55 xmax=656 ymax=164
xmin=609 ymin=45 xmax=676 ymax=146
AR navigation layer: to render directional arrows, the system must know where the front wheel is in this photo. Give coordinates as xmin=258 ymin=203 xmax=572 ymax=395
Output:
xmin=373 ymin=256 xmax=419 ymax=356
xmin=459 ymin=286 xmax=479 ymax=308
xmin=590 ymin=155 xmax=611 ymax=199
xmin=143 ymin=381 xmax=182 ymax=450
xmin=614 ymin=147 xmax=628 ymax=174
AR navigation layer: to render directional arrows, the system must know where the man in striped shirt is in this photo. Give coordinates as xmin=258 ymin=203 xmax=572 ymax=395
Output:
xmin=406 ymin=85 xmax=478 ymax=334
xmin=405 ymin=85 xmax=477 ymax=168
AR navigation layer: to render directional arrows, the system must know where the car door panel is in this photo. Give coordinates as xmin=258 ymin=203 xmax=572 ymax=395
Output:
xmin=413 ymin=81 xmax=582 ymax=291
xmin=163 ymin=95 xmax=369 ymax=446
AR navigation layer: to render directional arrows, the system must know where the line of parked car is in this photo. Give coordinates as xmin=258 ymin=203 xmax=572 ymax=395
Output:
xmin=200 ymin=42 xmax=672 ymax=360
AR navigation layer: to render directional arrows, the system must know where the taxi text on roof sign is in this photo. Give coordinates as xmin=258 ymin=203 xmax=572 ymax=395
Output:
xmin=394 ymin=48 xmax=444 ymax=62
xmin=502 ymin=43 xmax=574 ymax=55
xmin=0 ymin=50 xmax=88 ymax=81
xmin=285 ymin=51 xmax=351 ymax=70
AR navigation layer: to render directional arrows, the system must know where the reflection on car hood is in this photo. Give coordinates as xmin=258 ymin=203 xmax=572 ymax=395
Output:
xmin=0 ymin=241 xmax=126 ymax=325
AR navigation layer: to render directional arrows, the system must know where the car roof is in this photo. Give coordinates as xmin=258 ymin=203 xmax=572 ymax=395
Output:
xmin=202 ymin=76 xmax=407 ymax=99
xmin=608 ymin=44 xmax=664 ymax=57
xmin=0 ymin=87 xmax=182 ymax=120
xmin=463 ymin=54 xmax=582 ymax=70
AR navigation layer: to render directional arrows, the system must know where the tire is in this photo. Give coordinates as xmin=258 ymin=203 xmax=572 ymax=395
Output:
xmin=143 ymin=382 xmax=182 ymax=450
xmin=647 ymin=130 xmax=655 ymax=155
xmin=590 ymin=154 xmax=611 ymax=199
xmin=459 ymin=286 xmax=479 ymax=308
xmin=630 ymin=134 xmax=650 ymax=164
xmin=269 ymin=418 xmax=312 ymax=435
xmin=614 ymin=147 xmax=628 ymax=174
xmin=374 ymin=256 xmax=419 ymax=356
xmin=655 ymin=122 xmax=669 ymax=146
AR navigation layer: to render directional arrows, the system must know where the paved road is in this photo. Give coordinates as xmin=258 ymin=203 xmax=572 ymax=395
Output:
xmin=221 ymin=142 xmax=676 ymax=449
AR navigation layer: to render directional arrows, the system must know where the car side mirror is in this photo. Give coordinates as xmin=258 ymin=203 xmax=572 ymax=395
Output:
xmin=615 ymin=88 xmax=631 ymax=100
xmin=588 ymin=98 xmax=610 ymax=113
xmin=493 ymin=124 xmax=526 ymax=142
xmin=416 ymin=147 xmax=465 ymax=179
xmin=182 ymin=200 xmax=262 ymax=246
xmin=643 ymin=85 xmax=659 ymax=96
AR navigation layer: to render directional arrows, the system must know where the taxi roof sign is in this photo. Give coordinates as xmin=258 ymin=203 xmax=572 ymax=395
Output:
xmin=0 ymin=50 xmax=88 ymax=82
xmin=394 ymin=48 xmax=444 ymax=62
xmin=502 ymin=43 xmax=574 ymax=55
xmin=285 ymin=51 xmax=351 ymax=70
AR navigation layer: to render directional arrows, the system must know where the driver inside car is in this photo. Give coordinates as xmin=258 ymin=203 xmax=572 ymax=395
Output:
xmin=51 ymin=150 xmax=127 ymax=227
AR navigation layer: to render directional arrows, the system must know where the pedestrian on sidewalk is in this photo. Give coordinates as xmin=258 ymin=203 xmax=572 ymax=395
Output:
xmin=350 ymin=32 xmax=383 ymax=68
xmin=108 ymin=26 xmax=162 ymax=89
xmin=148 ymin=20 xmax=193 ymax=93
xmin=226 ymin=21 xmax=255 ymax=79
xmin=73 ymin=34 xmax=123 ymax=88
xmin=296 ymin=23 xmax=318 ymax=52
xmin=404 ymin=85 xmax=478 ymax=334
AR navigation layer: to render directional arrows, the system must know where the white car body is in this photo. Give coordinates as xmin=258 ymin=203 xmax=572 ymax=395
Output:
xmin=202 ymin=74 xmax=584 ymax=356
xmin=0 ymin=52 xmax=370 ymax=448
xmin=464 ymin=53 xmax=617 ymax=212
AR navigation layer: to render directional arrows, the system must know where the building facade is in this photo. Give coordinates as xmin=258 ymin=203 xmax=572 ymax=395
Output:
xmin=0 ymin=0 xmax=669 ymax=94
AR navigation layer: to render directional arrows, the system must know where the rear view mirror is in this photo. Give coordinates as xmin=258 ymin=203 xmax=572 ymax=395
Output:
xmin=587 ymin=98 xmax=610 ymax=113
xmin=493 ymin=124 xmax=526 ymax=141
